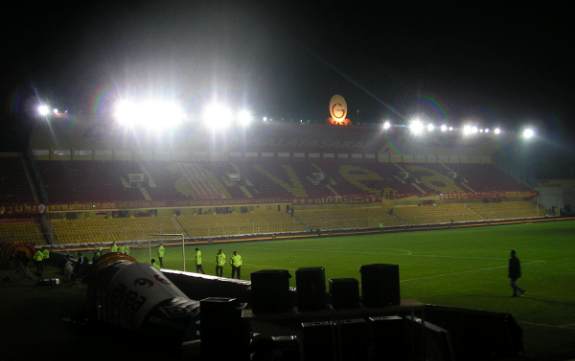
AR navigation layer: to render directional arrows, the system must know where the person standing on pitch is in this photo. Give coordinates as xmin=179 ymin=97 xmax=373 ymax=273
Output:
xmin=33 ymin=248 xmax=44 ymax=277
xmin=111 ymin=241 xmax=119 ymax=253
xmin=158 ymin=243 xmax=166 ymax=268
xmin=230 ymin=250 xmax=243 ymax=279
xmin=195 ymin=248 xmax=204 ymax=273
xmin=215 ymin=249 xmax=226 ymax=277
xmin=508 ymin=250 xmax=526 ymax=297
xmin=42 ymin=248 xmax=50 ymax=263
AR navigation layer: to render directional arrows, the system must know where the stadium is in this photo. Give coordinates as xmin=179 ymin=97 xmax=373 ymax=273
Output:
xmin=2 ymin=98 xmax=575 ymax=360
xmin=2 ymin=4 xmax=575 ymax=361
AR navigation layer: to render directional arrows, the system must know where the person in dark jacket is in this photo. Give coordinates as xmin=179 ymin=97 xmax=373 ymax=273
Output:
xmin=508 ymin=250 xmax=525 ymax=297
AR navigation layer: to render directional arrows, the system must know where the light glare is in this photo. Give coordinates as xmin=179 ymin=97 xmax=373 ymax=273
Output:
xmin=203 ymin=102 xmax=233 ymax=130
xmin=37 ymin=104 xmax=50 ymax=117
xmin=463 ymin=124 xmax=479 ymax=137
xmin=114 ymin=99 xmax=185 ymax=130
xmin=382 ymin=120 xmax=391 ymax=130
xmin=522 ymin=127 xmax=535 ymax=140
xmin=237 ymin=110 xmax=253 ymax=127
xmin=409 ymin=118 xmax=425 ymax=136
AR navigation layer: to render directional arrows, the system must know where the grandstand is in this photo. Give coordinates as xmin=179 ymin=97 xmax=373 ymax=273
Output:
xmin=0 ymin=120 xmax=547 ymax=246
xmin=33 ymin=160 xmax=530 ymax=204
xmin=0 ymin=219 xmax=44 ymax=244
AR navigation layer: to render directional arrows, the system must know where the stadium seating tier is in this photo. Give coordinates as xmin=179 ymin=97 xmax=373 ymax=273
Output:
xmin=35 ymin=160 xmax=531 ymax=205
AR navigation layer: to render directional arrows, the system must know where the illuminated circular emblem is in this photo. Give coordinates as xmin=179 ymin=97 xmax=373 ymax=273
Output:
xmin=328 ymin=94 xmax=350 ymax=126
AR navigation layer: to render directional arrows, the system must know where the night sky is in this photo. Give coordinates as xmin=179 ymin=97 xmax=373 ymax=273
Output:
xmin=2 ymin=2 xmax=574 ymax=152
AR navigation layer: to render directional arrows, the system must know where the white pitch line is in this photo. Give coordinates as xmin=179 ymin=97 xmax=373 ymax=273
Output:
xmin=408 ymin=254 xmax=507 ymax=261
xmin=400 ymin=260 xmax=546 ymax=283
xmin=252 ymin=247 xmax=414 ymax=256
xmin=251 ymin=246 xmax=549 ymax=263
xmin=519 ymin=321 xmax=575 ymax=330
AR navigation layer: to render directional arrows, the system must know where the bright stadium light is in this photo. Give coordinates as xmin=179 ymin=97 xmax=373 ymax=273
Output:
xmin=440 ymin=124 xmax=448 ymax=132
xmin=37 ymin=104 xmax=50 ymax=117
xmin=202 ymin=102 xmax=232 ymax=130
xmin=382 ymin=120 xmax=391 ymax=131
xmin=409 ymin=118 xmax=425 ymax=136
xmin=522 ymin=127 xmax=536 ymax=140
xmin=114 ymin=100 xmax=138 ymax=127
xmin=493 ymin=127 xmax=501 ymax=135
xmin=448 ymin=126 xmax=454 ymax=131
xmin=462 ymin=124 xmax=479 ymax=137
xmin=237 ymin=109 xmax=253 ymax=127
xmin=427 ymin=123 xmax=435 ymax=132
xmin=114 ymin=99 xmax=185 ymax=130
xmin=485 ymin=128 xmax=490 ymax=133
xmin=150 ymin=100 xmax=185 ymax=129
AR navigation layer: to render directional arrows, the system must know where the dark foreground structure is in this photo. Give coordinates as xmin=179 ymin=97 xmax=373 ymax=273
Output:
xmin=80 ymin=254 xmax=523 ymax=361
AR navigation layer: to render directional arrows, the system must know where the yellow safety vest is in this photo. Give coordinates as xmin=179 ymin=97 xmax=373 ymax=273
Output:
xmin=33 ymin=250 xmax=44 ymax=262
xmin=216 ymin=253 xmax=226 ymax=266
xmin=231 ymin=254 xmax=243 ymax=267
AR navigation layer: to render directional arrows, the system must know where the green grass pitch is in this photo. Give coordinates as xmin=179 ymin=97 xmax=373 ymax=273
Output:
xmin=128 ymin=220 xmax=575 ymax=359
xmin=130 ymin=220 xmax=575 ymax=324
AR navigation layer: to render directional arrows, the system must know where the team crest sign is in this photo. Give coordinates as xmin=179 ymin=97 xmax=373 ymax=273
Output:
xmin=328 ymin=94 xmax=351 ymax=126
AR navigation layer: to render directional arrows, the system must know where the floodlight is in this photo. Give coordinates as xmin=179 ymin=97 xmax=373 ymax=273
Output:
xmin=479 ymin=129 xmax=484 ymax=133
xmin=382 ymin=120 xmax=391 ymax=130
xmin=114 ymin=99 xmax=185 ymax=130
xmin=522 ymin=127 xmax=535 ymax=140
xmin=237 ymin=110 xmax=253 ymax=127
xmin=409 ymin=118 xmax=425 ymax=136
xmin=493 ymin=128 xmax=501 ymax=135
xmin=462 ymin=124 xmax=479 ymax=137
xmin=485 ymin=128 xmax=490 ymax=133
xmin=37 ymin=104 xmax=50 ymax=117
xmin=114 ymin=100 xmax=138 ymax=127
xmin=440 ymin=124 xmax=448 ymax=132
xmin=203 ymin=102 xmax=232 ymax=130
xmin=427 ymin=123 xmax=435 ymax=132
xmin=448 ymin=126 xmax=454 ymax=131
xmin=151 ymin=101 xmax=185 ymax=129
